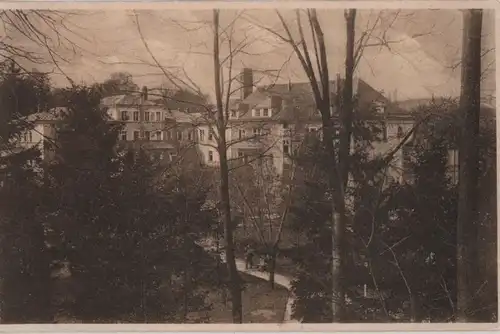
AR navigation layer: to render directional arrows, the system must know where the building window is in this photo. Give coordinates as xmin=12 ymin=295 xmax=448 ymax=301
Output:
xmin=121 ymin=110 xmax=129 ymax=121
xmin=120 ymin=131 xmax=127 ymax=141
xmin=188 ymin=131 xmax=193 ymax=141
xmin=133 ymin=111 xmax=139 ymax=121
xmin=397 ymin=125 xmax=404 ymax=138
xmin=145 ymin=131 xmax=151 ymax=141
xmin=254 ymin=109 xmax=261 ymax=117
xmin=208 ymin=150 xmax=214 ymax=162
xmin=166 ymin=129 xmax=173 ymax=140
xmin=263 ymin=108 xmax=269 ymax=117
xmin=22 ymin=131 xmax=32 ymax=142
xmin=199 ymin=129 xmax=205 ymax=141
xmin=156 ymin=131 xmax=162 ymax=141
xmin=156 ymin=112 xmax=161 ymax=122
xmin=231 ymin=110 xmax=237 ymax=118
xmin=145 ymin=112 xmax=150 ymax=121
xmin=133 ymin=131 xmax=140 ymax=141
xmin=169 ymin=152 xmax=177 ymax=162
xmin=238 ymin=129 xmax=245 ymax=139
xmin=382 ymin=123 xmax=388 ymax=142
xmin=208 ymin=131 xmax=213 ymax=141
xmin=283 ymin=139 xmax=290 ymax=155
xmin=238 ymin=151 xmax=244 ymax=158
xmin=253 ymin=128 xmax=262 ymax=136
xmin=283 ymin=122 xmax=288 ymax=129
xmin=177 ymin=131 xmax=183 ymax=141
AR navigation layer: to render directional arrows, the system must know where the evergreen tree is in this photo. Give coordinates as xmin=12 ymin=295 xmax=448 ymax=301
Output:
xmin=0 ymin=64 xmax=52 ymax=323
xmin=45 ymin=85 xmax=219 ymax=322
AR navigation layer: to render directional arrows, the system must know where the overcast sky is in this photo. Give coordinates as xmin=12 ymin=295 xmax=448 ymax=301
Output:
xmin=17 ymin=8 xmax=495 ymax=103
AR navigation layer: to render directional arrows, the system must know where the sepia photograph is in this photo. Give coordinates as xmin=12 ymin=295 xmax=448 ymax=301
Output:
xmin=0 ymin=3 xmax=496 ymax=326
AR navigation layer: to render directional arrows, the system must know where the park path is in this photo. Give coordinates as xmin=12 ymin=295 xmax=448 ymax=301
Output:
xmin=234 ymin=258 xmax=298 ymax=323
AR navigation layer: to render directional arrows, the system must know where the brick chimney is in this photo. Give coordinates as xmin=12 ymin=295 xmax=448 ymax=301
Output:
xmin=239 ymin=68 xmax=253 ymax=100
xmin=141 ymin=86 xmax=148 ymax=101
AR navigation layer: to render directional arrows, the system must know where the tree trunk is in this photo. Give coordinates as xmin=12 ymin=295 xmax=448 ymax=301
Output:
xmin=340 ymin=9 xmax=356 ymax=188
xmin=456 ymin=9 xmax=482 ymax=323
xmin=212 ymin=9 xmax=243 ymax=324
xmin=268 ymin=249 xmax=277 ymax=289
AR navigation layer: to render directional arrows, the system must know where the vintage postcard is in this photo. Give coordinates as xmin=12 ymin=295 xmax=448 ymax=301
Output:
xmin=0 ymin=0 xmax=496 ymax=332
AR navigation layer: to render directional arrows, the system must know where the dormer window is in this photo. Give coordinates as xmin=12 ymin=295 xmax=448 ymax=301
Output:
xmin=375 ymin=102 xmax=385 ymax=114
xmin=262 ymin=108 xmax=269 ymax=117
xmin=254 ymin=109 xmax=261 ymax=117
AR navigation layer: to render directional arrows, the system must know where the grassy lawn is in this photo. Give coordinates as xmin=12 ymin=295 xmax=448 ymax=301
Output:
xmin=188 ymin=272 xmax=289 ymax=323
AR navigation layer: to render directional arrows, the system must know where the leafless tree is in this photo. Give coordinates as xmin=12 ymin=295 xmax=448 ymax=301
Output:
xmin=246 ymin=8 xmax=440 ymax=321
xmin=131 ymin=9 xmax=293 ymax=323
xmin=231 ymin=152 xmax=297 ymax=288
xmin=456 ymin=9 xmax=483 ymax=323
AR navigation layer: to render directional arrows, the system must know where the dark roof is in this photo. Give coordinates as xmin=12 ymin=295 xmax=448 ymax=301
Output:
xmin=101 ymin=94 xmax=159 ymax=107
xmin=26 ymin=107 xmax=68 ymax=123
xmin=235 ymin=79 xmax=393 ymax=122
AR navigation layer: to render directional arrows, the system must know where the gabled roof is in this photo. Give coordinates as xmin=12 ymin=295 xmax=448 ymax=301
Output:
xmin=100 ymin=94 xmax=159 ymax=107
xmin=26 ymin=107 xmax=68 ymax=123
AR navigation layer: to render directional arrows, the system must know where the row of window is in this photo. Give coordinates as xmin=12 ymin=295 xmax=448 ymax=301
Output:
xmin=120 ymin=130 xmax=194 ymax=141
xmin=229 ymin=108 xmax=272 ymax=119
xmin=120 ymin=110 xmax=174 ymax=122
xmin=150 ymin=151 xmax=177 ymax=162
xmin=21 ymin=131 xmax=33 ymax=143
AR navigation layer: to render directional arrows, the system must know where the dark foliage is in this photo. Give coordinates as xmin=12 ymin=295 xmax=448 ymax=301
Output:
xmin=0 ymin=65 xmax=52 ymax=323
xmin=43 ymin=86 xmax=220 ymax=322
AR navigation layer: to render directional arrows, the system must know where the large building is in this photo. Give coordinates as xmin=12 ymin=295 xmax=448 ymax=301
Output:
xmin=100 ymin=88 xmax=203 ymax=165
xmin=216 ymin=68 xmax=416 ymax=183
xmin=16 ymin=68 xmax=474 ymax=184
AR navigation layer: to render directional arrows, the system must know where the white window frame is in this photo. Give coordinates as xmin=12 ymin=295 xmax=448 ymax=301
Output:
xmin=283 ymin=139 xmax=290 ymax=154
xmin=121 ymin=110 xmax=129 ymax=121
xmin=208 ymin=150 xmax=214 ymax=162
xmin=133 ymin=111 xmax=139 ymax=121
xmin=120 ymin=131 xmax=127 ymax=141
xmin=169 ymin=152 xmax=177 ymax=162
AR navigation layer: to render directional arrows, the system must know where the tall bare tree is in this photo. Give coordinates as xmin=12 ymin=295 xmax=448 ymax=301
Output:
xmin=231 ymin=154 xmax=297 ymax=288
xmin=132 ymin=9 xmax=292 ymax=323
xmin=456 ymin=9 xmax=483 ymax=322
xmin=248 ymin=8 xmax=439 ymax=321
xmin=211 ymin=9 xmax=244 ymax=323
